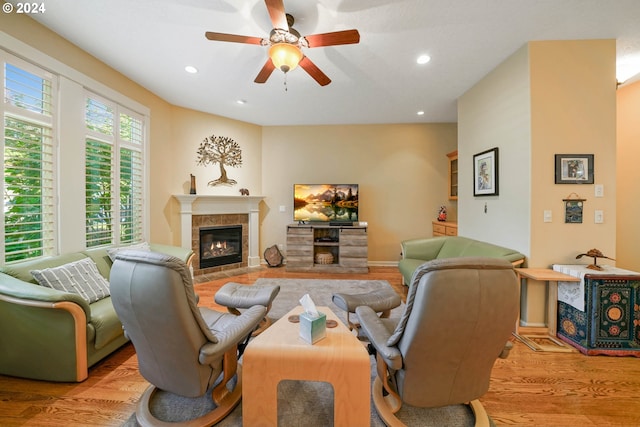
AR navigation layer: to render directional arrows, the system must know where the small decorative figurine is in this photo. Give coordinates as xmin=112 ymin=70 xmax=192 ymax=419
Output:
xmin=437 ymin=205 xmax=447 ymax=222
xmin=239 ymin=188 xmax=250 ymax=196
xmin=576 ymin=248 xmax=615 ymax=270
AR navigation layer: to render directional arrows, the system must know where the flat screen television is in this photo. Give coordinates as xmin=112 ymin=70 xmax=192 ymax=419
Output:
xmin=293 ymin=184 xmax=359 ymax=223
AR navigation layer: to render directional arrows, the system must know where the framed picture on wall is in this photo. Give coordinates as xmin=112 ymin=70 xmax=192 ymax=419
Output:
xmin=555 ymin=154 xmax=594 ymax=184
xmin=473 ymin=147 xmax=499 ymax=196
xmin=564 ymin=200 xmax=584 ymax=223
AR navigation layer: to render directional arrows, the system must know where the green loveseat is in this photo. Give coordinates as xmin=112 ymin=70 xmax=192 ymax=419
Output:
xmin=398 ymin=236 xmax=525 ymax=285
xmin=0 ymin=243 xmax=194 ymax=382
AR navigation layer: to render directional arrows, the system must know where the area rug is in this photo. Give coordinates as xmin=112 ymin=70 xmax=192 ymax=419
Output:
xmin=122 ymin=279 xmax=485 ymax=427
xmin=255 ymin=278 xmax=404 ymax=324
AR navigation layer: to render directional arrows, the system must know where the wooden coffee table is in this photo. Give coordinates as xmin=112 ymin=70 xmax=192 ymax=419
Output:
xmin=242 ymin=305 xmax=371 ymax=426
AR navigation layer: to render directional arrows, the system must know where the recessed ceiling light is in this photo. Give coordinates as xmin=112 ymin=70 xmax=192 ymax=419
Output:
xmin=185 ymin=66 xmax=198 ymax=74
xmin=237 ymin=99 xmax=247 ymax=105
xmin=416 ymin=55 xmax=431 ymax=65
xmin=417 ymin=111 xmax=425 ymax=116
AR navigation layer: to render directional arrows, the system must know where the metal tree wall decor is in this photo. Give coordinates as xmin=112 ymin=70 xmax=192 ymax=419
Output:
xmin=196 ymin=134 xmax=243 ymax=186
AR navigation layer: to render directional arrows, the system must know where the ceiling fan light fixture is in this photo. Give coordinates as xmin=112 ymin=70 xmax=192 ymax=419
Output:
xmin=269 ymin=43 xmax=303 ymax=73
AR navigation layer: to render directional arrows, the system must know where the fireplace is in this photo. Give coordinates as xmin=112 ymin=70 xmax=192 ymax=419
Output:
xmin=173 ymin=194 xmax=264 ymax=274
xmin=199 ymin=225 xmax=243 ymax=268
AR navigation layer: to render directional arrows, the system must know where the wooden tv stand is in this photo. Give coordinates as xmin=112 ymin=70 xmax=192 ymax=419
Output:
xmin=285 ymin=224 xmax=368 ymax=273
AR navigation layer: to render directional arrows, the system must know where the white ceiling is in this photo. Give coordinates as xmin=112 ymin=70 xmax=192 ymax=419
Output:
xmin=15 ymin=0 xmax=640 ymax=126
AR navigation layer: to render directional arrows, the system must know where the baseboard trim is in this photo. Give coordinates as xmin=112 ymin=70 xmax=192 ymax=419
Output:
xmin=367 ymin=260 xmax=399 ymax=267
xmin=272 ymin=260 xmax=399 ymax=267
xmin=519 ymin=321 xmax=546 ymax=328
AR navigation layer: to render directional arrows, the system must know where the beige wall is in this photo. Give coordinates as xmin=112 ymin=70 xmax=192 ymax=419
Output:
xmin=616 ymin=80 xmax=640 ymax=272
xmin=458 ymin=44 xmax=532 ymax=254
xmin=459 ymin=40 xmax=618 ymax=326
xmin=1 ymin=14 xmax=264 ymax=248
xmin=1 ymin=14 xmax=457 ymax=261
xmin=260 ymin=124 xmax=457 ymax=263
xmin=152 ymin=107 xmax=458 ymax=262
xmin=529 ymin=40 xmax=617 ymax=267
xmin=3 ymin=14 xmax=632 ymax=278
xmin=164 ymin=106 xmax=263 ymax=244
xmin=1 ymin=12 xmax=177 ymax=245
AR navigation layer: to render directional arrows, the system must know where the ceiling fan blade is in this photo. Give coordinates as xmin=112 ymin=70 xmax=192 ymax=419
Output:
xmin=299 ymin=56 xmax=331 ymax=86
xmin=205 ymin=32 xmax=264 ymax=45
xmin=303 ymin=29 xmax=360 ymax=48
xmin=265 ymin=0 xmax=288 ymax=30
xmin=254 ymin=59 xmax=276 ymax=84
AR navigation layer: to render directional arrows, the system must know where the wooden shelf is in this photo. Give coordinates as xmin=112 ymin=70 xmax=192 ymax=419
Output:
xmin=447 ymin=150 xmax=458 ymax=200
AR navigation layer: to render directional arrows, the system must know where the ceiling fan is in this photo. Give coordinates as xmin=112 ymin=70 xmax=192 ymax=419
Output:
xmin=204 ymin=0 xmax=360 ymax=86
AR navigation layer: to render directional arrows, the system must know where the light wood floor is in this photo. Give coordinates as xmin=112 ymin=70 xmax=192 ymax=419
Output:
xmin=1 ymin=266 xmax=639 ymax=427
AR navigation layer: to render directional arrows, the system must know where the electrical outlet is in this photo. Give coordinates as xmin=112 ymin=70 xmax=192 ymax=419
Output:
xmin=594 ymin=210 xmax=604 ymax=224
xmin=279 ymin=205 xmax=286 ymax=212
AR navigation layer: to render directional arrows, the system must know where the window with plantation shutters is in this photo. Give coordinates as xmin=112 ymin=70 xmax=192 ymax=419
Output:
xmin=85 ymin=94 xmax=145 ymax=248
xmin=1 ymin=59 xmax=57 ymax=263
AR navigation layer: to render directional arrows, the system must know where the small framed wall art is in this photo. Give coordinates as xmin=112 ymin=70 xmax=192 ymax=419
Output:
xmin=554 ymin=154 xmax=594 ymax=184
xmin=473 ymin=147 xmax=499 ymax=196
xmin=563 ymin=193 xmax=586 ymax=224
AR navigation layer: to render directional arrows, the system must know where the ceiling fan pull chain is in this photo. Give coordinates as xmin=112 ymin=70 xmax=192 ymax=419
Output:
xmin=284 ymin=73 xmax=288 ymax=92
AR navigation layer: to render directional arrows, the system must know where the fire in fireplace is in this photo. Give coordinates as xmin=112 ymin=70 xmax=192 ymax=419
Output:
xmin=199 ymin=225 xmax=242 ymax=268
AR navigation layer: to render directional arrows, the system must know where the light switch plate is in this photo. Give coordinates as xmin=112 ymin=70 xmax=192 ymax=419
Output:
xmin=595 ymin=210 xmax=604 ymax=223
xmin=543 ymin=210 xmax=552 ymax=223
xmin=595 ymin=184 xmax=604 ymax=197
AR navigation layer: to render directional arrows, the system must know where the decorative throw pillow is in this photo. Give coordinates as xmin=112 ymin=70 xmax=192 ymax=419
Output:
xmin=31 ymin=258 xmax=110 ymax=303
xmin=107 ymin=242 xmax=151 ymax=261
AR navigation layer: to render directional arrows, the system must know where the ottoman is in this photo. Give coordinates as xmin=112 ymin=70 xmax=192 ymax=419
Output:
xmin=215 ymin=282 xmax=280 ymax=335
xmin=332 ymin=288 xmax=401 ymax=331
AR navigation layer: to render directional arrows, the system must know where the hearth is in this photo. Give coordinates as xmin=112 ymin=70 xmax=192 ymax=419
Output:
xmin=199 ymin=225 xmax=242 ymax=268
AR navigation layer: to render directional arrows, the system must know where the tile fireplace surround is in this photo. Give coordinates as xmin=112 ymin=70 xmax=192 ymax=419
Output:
xmin=172 ymin=195 xmax=264 ymax=275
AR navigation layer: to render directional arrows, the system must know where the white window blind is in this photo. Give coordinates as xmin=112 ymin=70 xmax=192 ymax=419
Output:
xmin=85 ymin=137 xmax=114 ymax=246
xmin=2 ymin=59 xmax=56 ymax=263
xmin=85 ymin=94 xmax=145 ymax=247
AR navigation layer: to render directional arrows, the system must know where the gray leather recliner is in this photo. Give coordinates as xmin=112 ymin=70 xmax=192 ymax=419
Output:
xmin=110 ymin=250 xmax=266 ymax=427
xmin=356 ymin=257 xmax=519 ymax=427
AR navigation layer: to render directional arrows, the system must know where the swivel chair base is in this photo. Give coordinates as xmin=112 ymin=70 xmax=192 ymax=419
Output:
xmin=135 ymin=369 xmax=243 ymax=427
xmin=371 ymin=376 xmax=491 ymax=427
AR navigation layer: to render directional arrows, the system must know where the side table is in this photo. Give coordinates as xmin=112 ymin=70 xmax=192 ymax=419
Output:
xmin=514 ymin=268 xmax=580 ymax=352
xmin=242 ymin=305 xmax=371 ymax=426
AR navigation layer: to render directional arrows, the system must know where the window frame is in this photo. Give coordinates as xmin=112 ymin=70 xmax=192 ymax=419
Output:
xmin=1 ymin=53 xmax=58 ymax=263
xmin=1 ymin=35 xmax=150 ymax=264
xmin=84 ymin=91 xmax=146 ymax=249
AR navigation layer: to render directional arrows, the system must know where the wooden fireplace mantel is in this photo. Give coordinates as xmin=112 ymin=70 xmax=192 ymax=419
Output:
xmin=173 ymin=194 xmax=265 ymax=212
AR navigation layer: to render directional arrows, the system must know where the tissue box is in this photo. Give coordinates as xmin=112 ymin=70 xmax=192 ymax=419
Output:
xmin=299 ymin=312 xmax=327 ymax=344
